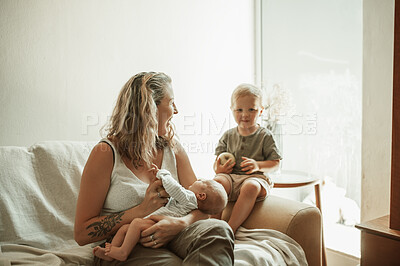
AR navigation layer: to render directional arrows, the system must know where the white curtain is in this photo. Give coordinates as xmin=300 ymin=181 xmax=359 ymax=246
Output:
xmin=259 ymin=0 xmax=362 ymax=207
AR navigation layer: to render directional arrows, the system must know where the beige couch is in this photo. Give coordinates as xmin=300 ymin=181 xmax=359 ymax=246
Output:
xmin=223 ymin=197 xmax=322 ymax=266
xmin=0 ymin=141 xmax=321 ymax=265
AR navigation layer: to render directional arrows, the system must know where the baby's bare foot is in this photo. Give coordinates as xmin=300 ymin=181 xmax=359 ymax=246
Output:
xmin=104 ymin=244 xmax=129 ymax=261
xmin=93 ymin=246 xmax=113 ymax=261
xmin=105 ymin=242 xmax=112 ymax=253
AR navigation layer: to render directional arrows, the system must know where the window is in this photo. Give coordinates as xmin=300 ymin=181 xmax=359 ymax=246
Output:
xmin=257 ymin=0 xmax=363 ymax=258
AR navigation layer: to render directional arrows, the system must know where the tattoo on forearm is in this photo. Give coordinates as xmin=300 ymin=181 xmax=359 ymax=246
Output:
xmin=86 ymin=212 xmax=125 ymax=238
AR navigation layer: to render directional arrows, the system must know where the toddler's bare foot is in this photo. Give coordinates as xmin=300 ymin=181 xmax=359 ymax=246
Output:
xmin=104 ymin=243 xmax=129 ymax=261
xmin=93 ymin=246 xmax=113 ymax=261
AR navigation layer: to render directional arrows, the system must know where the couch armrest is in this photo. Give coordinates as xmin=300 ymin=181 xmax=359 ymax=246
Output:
xmin=221 ymin=195 xmax=322 ymax=266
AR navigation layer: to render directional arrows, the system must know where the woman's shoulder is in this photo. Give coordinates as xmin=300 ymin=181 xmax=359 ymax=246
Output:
xmin=88 ymin=139 xmax=115 ymax=164
xmin=170 ymin=137 xmax=190 ymax=165
xmin=171 ymin=137 xmax=185 ymax=156
xmin=93 ymin=141 xmax=113 ymax=154
xmin=82 ymin=141 xmax=115 ymax=180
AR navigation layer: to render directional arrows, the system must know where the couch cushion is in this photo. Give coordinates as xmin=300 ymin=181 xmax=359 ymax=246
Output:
xmin=0 ymin=141 xmax=95 ymax=250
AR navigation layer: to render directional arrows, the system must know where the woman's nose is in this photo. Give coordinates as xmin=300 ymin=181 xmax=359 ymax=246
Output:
xmin=173 ymin=103 xmax=178 ymax=114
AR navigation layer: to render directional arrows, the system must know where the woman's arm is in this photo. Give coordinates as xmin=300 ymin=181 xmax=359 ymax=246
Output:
xmin=173 ymin=140 xmax=197 ymax=188
xmin=74 ymin=143 xmax=165 ymax=246
xmin=140 ymin=210 xmax=209 ymax=248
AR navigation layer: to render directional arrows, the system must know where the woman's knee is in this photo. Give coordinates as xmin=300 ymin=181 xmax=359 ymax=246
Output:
xmin=195 ymin=219 xmax=234 ymax=239
xmin=168 ymin=219 xmax=234 ymax=265
xmin=190 ymin=219 xmax=234 ymax=264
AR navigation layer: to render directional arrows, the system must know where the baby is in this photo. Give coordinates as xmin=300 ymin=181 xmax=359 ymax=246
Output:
xmin=93 ymin=165 xmax=228 ymax=262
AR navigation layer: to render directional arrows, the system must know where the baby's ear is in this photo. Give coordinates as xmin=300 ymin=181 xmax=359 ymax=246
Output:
xmin=196 ymin=192 xmax=207 ymax=201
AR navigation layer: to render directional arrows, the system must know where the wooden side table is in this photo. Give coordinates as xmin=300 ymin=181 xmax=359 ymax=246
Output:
xmin=355 ymin=215 xmax=400 ymax=265
xmin=270 ymin=170 xmax=326 ymax=266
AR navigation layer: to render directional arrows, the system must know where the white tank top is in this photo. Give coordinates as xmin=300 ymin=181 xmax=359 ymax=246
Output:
xmin=99 ymin=138 xmax=179 ymax=215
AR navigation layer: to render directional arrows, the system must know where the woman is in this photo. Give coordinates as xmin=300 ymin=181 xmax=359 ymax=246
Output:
xmin=74 ymin=72 xmax=234 ymax=265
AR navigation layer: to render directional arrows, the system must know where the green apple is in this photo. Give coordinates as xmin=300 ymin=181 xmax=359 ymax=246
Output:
xmin=218 ymin=152 xmax=235 ymax=166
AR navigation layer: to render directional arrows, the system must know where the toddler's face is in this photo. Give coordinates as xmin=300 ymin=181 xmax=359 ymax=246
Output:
xmin=231 ymin=95 xmax=263 ymax=131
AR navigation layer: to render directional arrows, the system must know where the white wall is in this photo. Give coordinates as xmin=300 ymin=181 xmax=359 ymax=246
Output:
xmin=0 ymin=0 xmax=255 ymax=177
xmin=361 ymin=0 xmax=394 ymax=222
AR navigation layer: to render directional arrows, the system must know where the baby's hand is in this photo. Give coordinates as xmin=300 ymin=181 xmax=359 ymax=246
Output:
xmin=150 ymin=163 xmax=159 ymax=177
xmin=215 ymin=157 xmax=235 ymax=174
xmin=240 ymin=157 xmax=260 ymax=174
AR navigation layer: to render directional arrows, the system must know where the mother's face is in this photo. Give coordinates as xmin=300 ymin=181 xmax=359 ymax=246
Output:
xmin=157 ymin=84 xmax=178 ymax=136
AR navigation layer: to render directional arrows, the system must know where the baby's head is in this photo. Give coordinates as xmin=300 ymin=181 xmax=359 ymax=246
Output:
xmin=230 ymin=83 xmax=263 ymax=108
xmin=188 ymin=179 xmax=228 ymax=215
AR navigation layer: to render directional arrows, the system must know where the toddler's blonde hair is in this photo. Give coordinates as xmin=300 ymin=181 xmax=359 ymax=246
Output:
xmin=231 ymin=83 xmax=263 ymax=108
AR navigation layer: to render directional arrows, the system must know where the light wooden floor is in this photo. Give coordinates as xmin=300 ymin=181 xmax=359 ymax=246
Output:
xmin=326 ymin=249 xmax=360 ymax=266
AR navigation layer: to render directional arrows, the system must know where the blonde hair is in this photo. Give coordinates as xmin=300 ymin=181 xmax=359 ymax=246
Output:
xmin=231 ymin=83 xmax=263 ymax=108
xmin=198 ymin=180 xmax=228 ymax=215
xmin=103 ymin=72 xmax=175 ymax=168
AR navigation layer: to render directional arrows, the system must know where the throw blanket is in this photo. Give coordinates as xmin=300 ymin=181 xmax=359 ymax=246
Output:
xmin=1 ymin=228 xmax=307 ymax=266
xmin=0 ymin=141 xmax=95 ymax=265
xmin=0 ymin=245 xmax=92 ymax=265
xmin=235 ymin=227 xmax=308 ymax=266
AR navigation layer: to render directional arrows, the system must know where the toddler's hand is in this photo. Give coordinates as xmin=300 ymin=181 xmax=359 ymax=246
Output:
xmin=240 ymin=157 xmax=260 ymax=174
xmin=215 ymin=157 xmax=235 ymax=174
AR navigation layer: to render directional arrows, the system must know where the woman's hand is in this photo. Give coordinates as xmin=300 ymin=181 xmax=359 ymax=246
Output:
xmin=240 ymin=156 xmax=260 ymax=174
xmin=139 ymin=215 xmax=187 ymax=248
xmin=214 ymin=157 xmax=235 ymax=174
xmin=138 ymin=179 xmax=169 ymax=216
